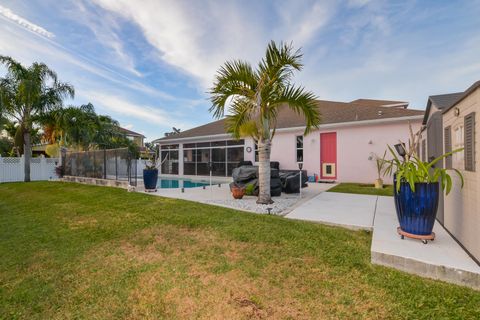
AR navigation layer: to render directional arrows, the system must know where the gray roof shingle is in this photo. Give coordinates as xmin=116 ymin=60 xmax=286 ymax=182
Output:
xmin=155 ymin=100 xmax=424 ymax=142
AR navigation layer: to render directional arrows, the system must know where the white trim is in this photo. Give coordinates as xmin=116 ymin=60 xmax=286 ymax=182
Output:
xmin=275 ymin=115 xmax=423 ymax=134
xmin=153 ymin=115 xmax=424 ymax=144
xmin=381 ymin=102 xmax=408 ymax=108
xmin=153 ymin=133 xmax=231 ymax=144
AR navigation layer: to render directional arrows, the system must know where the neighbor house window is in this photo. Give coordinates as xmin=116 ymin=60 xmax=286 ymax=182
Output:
xmin=453 ymin=124 xmax=464 ymax=169
xmin=296 ymin=136 xmax=303 ymax=162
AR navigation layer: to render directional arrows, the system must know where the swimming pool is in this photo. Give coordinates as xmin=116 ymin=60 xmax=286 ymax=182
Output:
xmin=157 ymin=177 xmax=222 ymax=189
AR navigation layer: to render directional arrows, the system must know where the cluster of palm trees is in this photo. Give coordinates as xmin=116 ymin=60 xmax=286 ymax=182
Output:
xmin=0 ymin=56 xmax=136 ymax=181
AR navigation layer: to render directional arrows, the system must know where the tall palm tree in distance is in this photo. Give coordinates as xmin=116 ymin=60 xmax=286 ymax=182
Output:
xmin=210 ymin=41 xmax=320 ymax=204
xmin=0 ymin=56 xmax=74 ymax=181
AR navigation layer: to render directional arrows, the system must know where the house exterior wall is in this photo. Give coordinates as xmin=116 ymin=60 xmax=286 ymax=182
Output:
xmin=255 ymin=120 xmax=422 ymax=183
xmin=443 ymin=88 xmax=479 ymax=262
xmin=156 ymin=118 xmax=422 ymax=184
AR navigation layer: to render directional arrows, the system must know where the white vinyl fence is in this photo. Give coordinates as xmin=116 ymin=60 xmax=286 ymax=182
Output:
xmin=0 ymin=155 xmax=59 ymax=183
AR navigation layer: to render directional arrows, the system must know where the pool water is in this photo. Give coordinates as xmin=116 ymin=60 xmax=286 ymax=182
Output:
xmin=157 ymin=178 xmax=218 ymax=189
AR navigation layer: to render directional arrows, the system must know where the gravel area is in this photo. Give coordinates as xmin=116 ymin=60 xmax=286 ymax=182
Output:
xmin=205 ymin=195 xmax=300 ymax=215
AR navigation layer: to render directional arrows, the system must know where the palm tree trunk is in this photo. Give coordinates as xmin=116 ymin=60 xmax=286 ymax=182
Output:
xmin=256 ymin=138 xmax=273 ymax=204
xmin=23 ymin=129 xmax=31 ymax=182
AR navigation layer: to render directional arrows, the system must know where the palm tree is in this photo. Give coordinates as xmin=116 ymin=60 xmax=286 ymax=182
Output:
xmin=210 ymin=41 xmax=320 ymax=204
xmin=0 ymin=56 xmax=74 ymax=181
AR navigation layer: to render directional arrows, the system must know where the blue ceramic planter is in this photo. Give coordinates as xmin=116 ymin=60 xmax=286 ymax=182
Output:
xmin=143 ymin=169 xmax=158 ymax=190
xmin=393 ymin=176 xmax=439 ymax=236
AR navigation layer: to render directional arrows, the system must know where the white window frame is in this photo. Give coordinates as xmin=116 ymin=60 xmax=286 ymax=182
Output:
xmin=296 ymin=135 xmax=303 ymax=163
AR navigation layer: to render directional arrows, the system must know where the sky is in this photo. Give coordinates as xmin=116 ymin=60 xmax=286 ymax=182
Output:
xmin=1 ymin=0 xmax=479 ymax=141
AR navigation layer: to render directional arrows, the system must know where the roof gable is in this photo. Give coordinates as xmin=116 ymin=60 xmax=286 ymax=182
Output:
xmin=422 ymin=92 xmax=464 ymax=124
xmin=442 ymin=80 xmax=480 ymax=114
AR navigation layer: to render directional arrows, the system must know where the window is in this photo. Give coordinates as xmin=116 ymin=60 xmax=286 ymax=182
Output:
xmin=160 ymin=144 xmax=179 ymax=174
xmin=254 ymin=142 xmax=259 ymax=162
xmin=296 ymin=136 xmax=303 ymax=162
xmin=453 ymin=124 xmax=464 ymax=168
xmin=182 ymin=140 xmax=244 ymax=176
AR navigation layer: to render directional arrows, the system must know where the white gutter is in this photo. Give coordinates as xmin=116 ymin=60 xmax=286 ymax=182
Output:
xmin=153 ymin=115 xmax=423 ymax=144
xmin=275 ymin=115 xmax=424 ymax=133
xmin=152 ymin=133 xmax=232 ymax=144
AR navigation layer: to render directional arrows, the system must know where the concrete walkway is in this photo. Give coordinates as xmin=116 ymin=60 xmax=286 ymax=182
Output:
xmin=372 ymin=196 xmax=480 ymax=290
xmin=285 ymin=191 xmax=480 ymax=289
xmin=285 ymin=192 xmax=377 ymax=230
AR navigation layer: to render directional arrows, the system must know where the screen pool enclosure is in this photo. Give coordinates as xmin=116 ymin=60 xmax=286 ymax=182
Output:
xmin=63 ymin=148 xmax=139 ymax=186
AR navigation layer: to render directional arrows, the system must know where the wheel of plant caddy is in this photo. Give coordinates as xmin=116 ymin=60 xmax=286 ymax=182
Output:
xmin=397 ymin=227 xmax=435 ymax=244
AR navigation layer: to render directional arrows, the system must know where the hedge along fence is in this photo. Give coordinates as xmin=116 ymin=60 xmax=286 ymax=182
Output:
xmin=0 ymin=155 xmax=59 ymax=183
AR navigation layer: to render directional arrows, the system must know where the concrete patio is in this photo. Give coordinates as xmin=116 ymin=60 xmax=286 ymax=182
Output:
xmin=285 ymin=192 xmax=377 ymax=230
xmin=285 ymin=192 xmax=480 ymax=290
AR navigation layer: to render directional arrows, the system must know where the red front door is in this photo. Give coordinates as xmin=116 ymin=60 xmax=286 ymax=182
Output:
xmin=320 ymin=132 xmax=337 ymax=180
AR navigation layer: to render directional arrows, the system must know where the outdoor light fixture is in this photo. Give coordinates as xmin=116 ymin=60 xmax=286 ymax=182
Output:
xmin=454 ymin=107 xmax=460 ymax=117
xmin=394 ymin=143 xmax=407 ymax=159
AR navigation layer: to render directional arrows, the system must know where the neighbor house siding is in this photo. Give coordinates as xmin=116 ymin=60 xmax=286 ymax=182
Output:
xmin=443 ymin=87 xmax=480 ymax=262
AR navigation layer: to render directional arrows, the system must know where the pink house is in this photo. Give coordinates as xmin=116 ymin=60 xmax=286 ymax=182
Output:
xmin=153 ymin=99 xmax=423 ymax=184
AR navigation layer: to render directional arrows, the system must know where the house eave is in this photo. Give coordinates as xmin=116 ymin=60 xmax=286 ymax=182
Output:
xmin=153 ymin=115 xmax=423 ymax=144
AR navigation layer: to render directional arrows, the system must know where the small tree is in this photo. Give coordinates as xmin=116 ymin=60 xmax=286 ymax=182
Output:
xmin=373 ymin=151 xmax=387 ymax=189
xmin=210 ymin=41 xmax=320 ymax=204
xmin=0 ymin=56 xmax=74 ymax=181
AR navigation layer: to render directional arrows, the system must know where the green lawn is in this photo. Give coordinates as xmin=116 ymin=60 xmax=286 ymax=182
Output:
xmin=0 ymin=182 xmax=478 ymax=319
xmin=328 ymin=183 xmax=394 ymax=196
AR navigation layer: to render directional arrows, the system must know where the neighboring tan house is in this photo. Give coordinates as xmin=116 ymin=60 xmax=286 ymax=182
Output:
xmin=152 ymin=99 xmax=423 ymax=184
xmin=420 ymin=92 xmax=464 ymax=224
xmin=119 ymin=127 xmax=145 ymax=148
xmin=442 ymin=80 xmax=479 ymax=263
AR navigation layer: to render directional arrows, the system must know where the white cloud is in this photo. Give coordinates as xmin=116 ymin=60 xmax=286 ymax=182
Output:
xmin=81 ymin=89 xmax=193 ymax=130
xmin=0 ymin=5 xmax=54 ymax=38
xmin=91 ymin=0 xmax=335 ymax=89
xmin=69 ymin=1 xmax=142 ymax=77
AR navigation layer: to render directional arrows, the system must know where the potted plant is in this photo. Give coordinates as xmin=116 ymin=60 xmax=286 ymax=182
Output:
xmin=231 ymin=184 xmax=246 ymax=199
xmin=384 ymin=126 xmax=464 ymax=243
xmin=373 ymin=151 xmax=387 ymax=189
xmin=143 ymin=152 xmax=161 ymax=191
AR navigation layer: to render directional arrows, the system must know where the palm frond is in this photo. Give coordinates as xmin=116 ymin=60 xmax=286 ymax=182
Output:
xmin=273 ymin=85 xmax=320 ymax=134
xmin=209 ymin=60 xmax=257 ymax=119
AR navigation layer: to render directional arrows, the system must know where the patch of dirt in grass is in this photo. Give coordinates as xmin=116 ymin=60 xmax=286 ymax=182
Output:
xmin=64 ymin=215 xmax=98 ymax=230
xmin=49 ymin=225 xmax=393 ymax=319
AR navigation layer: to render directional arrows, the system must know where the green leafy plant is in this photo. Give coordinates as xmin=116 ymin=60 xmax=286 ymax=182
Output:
xmin=383 ymin=125 xmax=464 ymax=195
xmin=374 ymin=151 xmax=388 ymax=180
xmin=245 ymin=183 xmax=255 ymax=196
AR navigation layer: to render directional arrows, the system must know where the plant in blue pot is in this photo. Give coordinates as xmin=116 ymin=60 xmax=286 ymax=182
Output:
xmin=384 ymin=126 xmax=464 ymax=244
xmin=143 ymin=152 xmax=162 ymax=192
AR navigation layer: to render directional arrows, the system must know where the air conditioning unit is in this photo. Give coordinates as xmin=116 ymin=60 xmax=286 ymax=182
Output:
xmin=322 ymin=163 xmax=336 ymax=178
